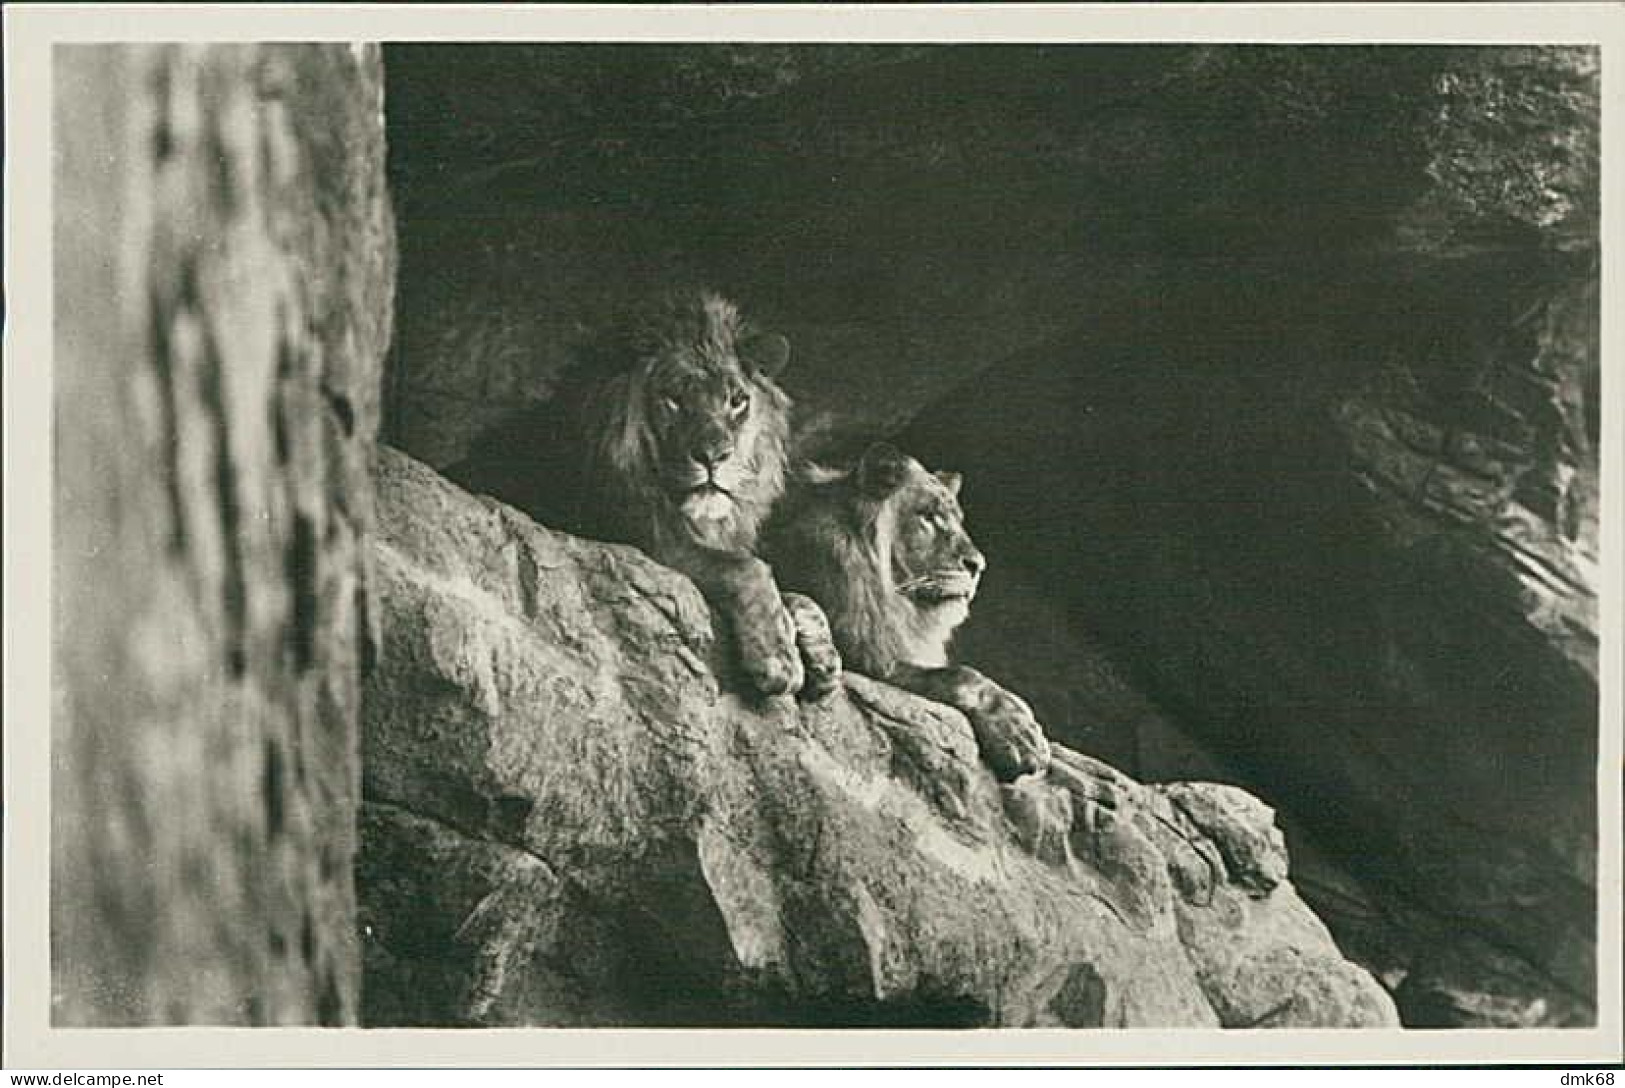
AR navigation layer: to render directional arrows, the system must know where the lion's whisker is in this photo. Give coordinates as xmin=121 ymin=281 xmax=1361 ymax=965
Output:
xmin=892 ymin=574 xmax=936 ymax=594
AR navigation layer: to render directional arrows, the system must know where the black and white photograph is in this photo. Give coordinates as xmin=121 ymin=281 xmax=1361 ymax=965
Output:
xmin=5 ymin=2 xmax=1621 ymax=1072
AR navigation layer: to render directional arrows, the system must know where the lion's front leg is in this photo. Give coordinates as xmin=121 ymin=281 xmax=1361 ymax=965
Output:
xmin=666 ymin=545 xmax=843 ymax=699
xmin=892 ymin=663 xmax=1051 ymax=780
xmin=782 ymin=591 xmax=842 ymax=700
xmin=704 ymin=555 xmax=804 ymax=697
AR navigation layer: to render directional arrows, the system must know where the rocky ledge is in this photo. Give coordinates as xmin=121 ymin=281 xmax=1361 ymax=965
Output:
xmin=357 ymin=447 xmax=1397 ymax=1028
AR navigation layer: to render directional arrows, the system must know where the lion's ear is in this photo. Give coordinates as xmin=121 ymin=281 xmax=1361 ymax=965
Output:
xmin=857 ymin=442 xmax=911 ymax=499
xmin=742 ymin=332 xmax=791 ymax=379
xmin=935 ymin=471 xmax=963 ymax=498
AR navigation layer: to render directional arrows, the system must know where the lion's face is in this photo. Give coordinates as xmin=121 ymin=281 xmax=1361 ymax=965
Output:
xmin=588 ymin=292 xmax=793 ymax=550
xmin=861 ymin=444 xmax=985 ymax=635
xmin=645 ymin=352 xmax=783 ymax=527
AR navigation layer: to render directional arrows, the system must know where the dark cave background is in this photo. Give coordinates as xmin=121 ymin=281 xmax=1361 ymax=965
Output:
xmin=379 ymin=44 xmax=1600 ymax=1028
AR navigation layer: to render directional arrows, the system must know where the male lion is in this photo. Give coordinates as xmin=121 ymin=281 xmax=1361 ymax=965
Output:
xmin=767 ymin=442 xmax=1050 ymax=780
xmin=451 ymin=290 xmax=840 ymax=699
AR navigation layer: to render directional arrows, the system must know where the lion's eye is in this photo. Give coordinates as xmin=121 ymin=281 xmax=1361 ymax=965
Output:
xmin=661 ymin=396 xmax=681 ymax=415
xmin=730 ymin=388 xmax=750 ymax=414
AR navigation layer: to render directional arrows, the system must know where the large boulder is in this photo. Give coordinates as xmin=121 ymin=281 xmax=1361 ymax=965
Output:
xmin=51 ymin=44 xmax=395 ymax=1025
xmin=358 ymin=448 xmax=1395 ymax=1028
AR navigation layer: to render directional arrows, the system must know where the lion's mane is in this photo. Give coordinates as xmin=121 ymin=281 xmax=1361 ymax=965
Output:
xmin=559 ymin=291 xmax=793 ymax=555
xmin=768 ymin=461 xmax=960 ymax=679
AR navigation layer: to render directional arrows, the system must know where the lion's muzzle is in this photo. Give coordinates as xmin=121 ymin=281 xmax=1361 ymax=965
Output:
xmin=905 ymin=570 xmax=980 ymax=603
xmin=680 ymin=484 xmax=736 ymax=523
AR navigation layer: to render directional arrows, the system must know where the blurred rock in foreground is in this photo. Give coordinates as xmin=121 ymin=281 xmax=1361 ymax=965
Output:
xmin=51 ymin=43 xmax=395 ymax=1025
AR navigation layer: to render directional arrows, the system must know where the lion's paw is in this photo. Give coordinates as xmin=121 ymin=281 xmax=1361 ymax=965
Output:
xmin=732 ymin=591 xmax=805 ymax=698
xmin=782 ymin=591 xmax=842 ymax=701
xmin=966 ymin=685 xmax=1051 ymax=782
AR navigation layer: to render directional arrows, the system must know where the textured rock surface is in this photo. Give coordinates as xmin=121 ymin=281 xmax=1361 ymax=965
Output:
xmin=358 ymin=448 xmax=1395 ymax=1028
xmin=51 ymin=44 xmax=395 ymax=1024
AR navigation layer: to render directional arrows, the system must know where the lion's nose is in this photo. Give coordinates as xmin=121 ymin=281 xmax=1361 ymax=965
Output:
xmin=692 ymin=437 xmax=735 ymax=469
xmin=963 ymin=550 xmax=986 ymax=577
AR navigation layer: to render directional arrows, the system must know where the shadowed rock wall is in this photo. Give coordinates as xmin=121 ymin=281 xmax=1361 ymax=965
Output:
xmin=52 ymin=44 xmax=395 ymax=1024
xmin=895 ymin=48 xmax=1600 ymax=1026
